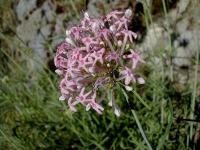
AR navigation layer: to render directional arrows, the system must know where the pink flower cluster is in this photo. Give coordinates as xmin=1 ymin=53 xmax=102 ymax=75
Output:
xmin=54 ymin=9 xmax=145 ymax=116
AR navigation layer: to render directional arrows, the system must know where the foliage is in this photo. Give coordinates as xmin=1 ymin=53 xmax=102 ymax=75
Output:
xmin=0 ymin=0 xmax=199 ymax=149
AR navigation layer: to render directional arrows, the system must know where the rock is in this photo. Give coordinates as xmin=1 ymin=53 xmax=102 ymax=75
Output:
xmin=87 ymin=0 xmax=135 ymax=17
xmin=17 ymin=8 xmax=42 ymax=46
xmin=173 ymin=30 xmax=197 ymax=67
xmin=15 ymin=0 xmax=65 ymax=70
xmin=138 ymin=23 xmax=167 ymax=52
xmin=136 ymin=0 xmax=200 ymax=87
xmin=16 ymin=0 xmax=37 ymax=21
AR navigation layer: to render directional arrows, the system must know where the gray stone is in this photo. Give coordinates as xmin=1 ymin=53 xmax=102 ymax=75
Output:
xmin=16 ymin=0 xmax=37 ymax=21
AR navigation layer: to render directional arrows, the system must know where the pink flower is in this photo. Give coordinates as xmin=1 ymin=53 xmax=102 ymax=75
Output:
xmin=90 ymin=48 xmax=105 ymax=65
xmin=114 ymin=16 xmax=129 ymax=31
xmin=82 ymin=37 xmax=99 ymax=52
xmin=68 ymin=97 xmax=79 ymax=112
xmin=54 ymin=9 xmax=145 ymax=115
xmin=123 ymin=50 xmax=145 ymax=69
xmin=54 ymin=42 xmax=69 ymax=69
xmin=85 ymin=92 xmax=104 ymax=114
xmin=121 ymin=30 xmax=137 ymax=43
xmin=59 ymin=79 xmax=69 ymax=97
xmin=106 ymin=51 xmax=120 ymax=64
xmin=118 ymin=30 xmax=137 ymax=54
xmin=70 ymin=26 xmax=82 ymax=40
xmin=81 ymin=12 xmax=90 ymax=28
xmin=93 ymin=77 xmax=110 ymax=90
xmin=99 ymin=29 xmax=114 ymax=51
xmin=119 ymin=67 xmax=136 ymax=85
xmin=76 ymin=88 xmax=92 ymax=104
xmin=106 ymin=10 xmax=123 ymax=21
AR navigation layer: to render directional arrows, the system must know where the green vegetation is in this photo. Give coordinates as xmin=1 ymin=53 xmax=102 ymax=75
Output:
xmin=0 ymin=0 xmax=199 ymax=149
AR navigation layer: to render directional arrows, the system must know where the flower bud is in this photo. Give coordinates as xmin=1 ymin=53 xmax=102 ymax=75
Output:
xmin=108 ymin=100 xmax=112 ymax=107
xmin=86 ymin=104 xmax=91 ymax=111
xmin=66 ymin=30 xmax=70 ymax=36
xmin=137 ymin=77 xmax=145 ymax=84
xmin=125 ymin=44 xmax=130 ymax=49
xmin=91 ymin=23 xmax=99 ymax=32
xmin=65 ymin=37 xmax=75 ymax=46
xmin=125 ymin=9 xmax=132 ymax=18
xmin=100 ymin=41 xmax=104 ymax=46
xmin=84 ymin=12 xmax=89 ymax=19
xmin=59 ymin=95 xmax=65 ymax=101
xmin=117 ymin=40 xmax=123 ymax=47
xmin=109 ymin=25 xmax=116 ymax=33
xmin=125 ymin=85 xmax=133 ymax=91
xmin=55 ymin=69 xmax=63 ymax=75
xmin=114 ymin=108 xmax=121 ymax=117
xmin=106 ymin=63 xmax=111 ymax=67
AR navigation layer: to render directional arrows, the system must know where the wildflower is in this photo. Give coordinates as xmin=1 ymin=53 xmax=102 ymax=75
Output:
xmin=109 ymin=25 xmax=117 ymax=33
xmin=106 ymin=51 xmax=120 ymax=64
xmin=106 ymin=10 xmax=123 ymax=21
xmin=119 ymin=67 xmax=136 ymax=85
xmin=76 ymin=88 xmax=92 ymax=104
xmin=69 ymin=27 xmax=82 ymax=40
xmin=82 ymin=37 xmax=99 ymax=52
xmin=68 ymin=97 xmax=79 ymax=112
xmin=89 ymin=48 xmax=105 ymax=65
xmin=99 ymin=28 xmax=114 ymax=51
xmin=54 ymin=9 xmax=145 ymax=115
xmin=85 ymin=92 xmax=104 ymax=114
xmin=119 ymin=30 xmax=137 ymax=54
xmin=115 ymin=17 xmax=130 ymax=31
xmin=123 ymin=50 xmax=145 ymax=69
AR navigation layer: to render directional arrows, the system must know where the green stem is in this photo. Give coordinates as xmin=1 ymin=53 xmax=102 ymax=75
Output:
xmin=120 ymin=83 xmax=152 ymax=149
xmin=70 ymin=0 xmax=80 ymax=19
xmin=131 ymin=109 xmax=153 ymax=150
xmin=118 ymin=82 xmax=151 ymax=110
xmin=161 ymin=0 xmax=173 ymax=82
xmin=132 ymin=90 xmax=151 ymax=110
xmin=189 ymin=35 xmax=199 ymax=140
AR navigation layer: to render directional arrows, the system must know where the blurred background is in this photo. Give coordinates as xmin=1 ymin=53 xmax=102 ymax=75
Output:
xmin=0 ymin=0 xmax=200 ymax=149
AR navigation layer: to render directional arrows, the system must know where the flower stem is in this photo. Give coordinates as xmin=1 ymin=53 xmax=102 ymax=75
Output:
xmin=131 ymin=109 xmax=153 ymax=150
xmin=132 ymin=90 xmax=151 ymax=110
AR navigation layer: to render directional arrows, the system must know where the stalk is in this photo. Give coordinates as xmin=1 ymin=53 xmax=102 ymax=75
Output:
xmin=131 ymin=110 xmax=153 ymax=150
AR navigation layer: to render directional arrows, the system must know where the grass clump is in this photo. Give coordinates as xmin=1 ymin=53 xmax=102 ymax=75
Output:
xmin=0 ymin=0 xmax=199 ymax=149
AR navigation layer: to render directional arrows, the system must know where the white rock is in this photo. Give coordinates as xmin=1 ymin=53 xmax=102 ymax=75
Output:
xmin=16 ymin=0 xmax=36 ymax=21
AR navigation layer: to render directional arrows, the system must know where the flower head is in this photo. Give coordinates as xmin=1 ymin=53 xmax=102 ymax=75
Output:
xmin=54 ymin=9 xmax=145 ymax=116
